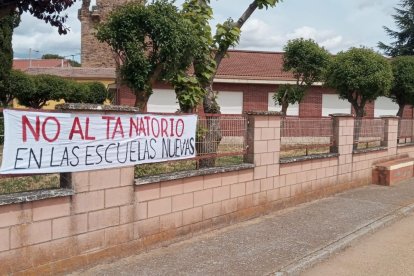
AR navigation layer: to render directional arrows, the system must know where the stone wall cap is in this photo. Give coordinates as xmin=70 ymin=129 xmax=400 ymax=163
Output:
xmin=280 ymin=153 xmax=339 ymax=164
xmin=244 ymin=111 xmax=283 ymax=116
xmin=0 ymin=188 xmax=74 ymax=206
xmin=136 ymin=163 xmax=254 ymax=185
xmin=56 ymin=103 xmax=140 ymax=113
xmin=379 ymin=115 xmax=400 ymax=119
xmin=329 ymin=113 xmax=354 ymax=118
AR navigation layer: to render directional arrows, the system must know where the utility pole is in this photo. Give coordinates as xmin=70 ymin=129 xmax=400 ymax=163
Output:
xmin=28 ymin=48 xmax=39 ymax=68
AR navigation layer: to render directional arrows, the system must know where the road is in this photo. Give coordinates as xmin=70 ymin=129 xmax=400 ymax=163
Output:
xmin=303 ymin=213 xmax=414 ymax=276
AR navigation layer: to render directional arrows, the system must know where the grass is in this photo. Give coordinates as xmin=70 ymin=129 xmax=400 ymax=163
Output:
xmin=135 ymin=139 xmax=245 ymax=178
xmin=280 ymin=145 xmax=331 ymax=159
xmin=0 ymin=174 xmax=60 ymax=195
xmin=0 ymin=144 xmax=61 ymax=195
xmin=135 ymin=155 xmax=244 ymax=178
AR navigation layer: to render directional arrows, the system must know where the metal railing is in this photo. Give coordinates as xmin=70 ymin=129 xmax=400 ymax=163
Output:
xmin=353 ymin=118 xmax=385 ymax=149
xmin=398 ymin=119 xmax=414 ymax=145
xmin=280 ymin=116 xmax=334 ymax=158
xmin=136 ymin=114 xmax=248 ymax=177
xmin=196 ymin=114 xmax=247 ymax=160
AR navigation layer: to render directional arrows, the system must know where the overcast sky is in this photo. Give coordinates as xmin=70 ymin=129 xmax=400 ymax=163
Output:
xmin=12 ymin=0 xmax=400 ymax=61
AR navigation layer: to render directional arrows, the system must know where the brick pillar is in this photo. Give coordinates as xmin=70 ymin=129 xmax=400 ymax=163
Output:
xmin=244 ymin=111 xmax=282 ymax=181
xmin=381 ymin=116 xmax=399 ymax=156
xmin=331 ymin=114 xmax=354 ymax=184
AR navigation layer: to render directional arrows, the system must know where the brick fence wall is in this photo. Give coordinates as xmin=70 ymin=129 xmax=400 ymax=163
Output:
xmin=0 ymin=111 xmax=412 ymax=275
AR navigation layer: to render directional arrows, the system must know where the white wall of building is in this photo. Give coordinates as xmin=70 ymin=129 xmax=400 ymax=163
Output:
xmin=147 ymin=89 xmax=179 ymax=113
xmin=322 ymin=94 xmax=351 ymax=117
xmin=216 ymin=91 xmax=243 ymax=114
xmin=374 ymin=97 xmax=399 ymax=117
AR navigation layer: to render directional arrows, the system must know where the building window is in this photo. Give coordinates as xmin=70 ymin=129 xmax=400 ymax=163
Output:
xmin=374 ymin=97 xmax=399 ymax=117
xmin=147 ymin=89 xmax=180 ymax=113
xmin=322 ymin=94 xmax=351 ymax=117
xmin=268 ymin=92 xmax=299 ymax=116
xmin=216 ymin=91 xmax=243 ymax=114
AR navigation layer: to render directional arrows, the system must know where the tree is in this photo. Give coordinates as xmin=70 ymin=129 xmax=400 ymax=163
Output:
xmin=325 ymin=47 xmax=393 ymax=149
xmin=15 ymin=74 xmax=69 ymax=109
xmin=378 ymin=0 xmax=414 ymax=57
xmin=42 ymin=53 xmax=81 ymax=67
xmin=0 ymin=12 xmax=20 ymax=106
xmin=98 ymin=0 xmax=280 ymax=167
xmin=390 ymin=56 xmax=414 ymax=116
xmin=97 ymin=0 xmax=201 ymax=110
xmin=0 ymin=69 xmax=34 ymax=107
xmin=192 ymin=0 xmax=279 ymax=114
xmin=0 ymin=0 xmax=77 ymax=34
xmin=83 ymin=82 xmax=108 ymax=104
xmin=179 ymin=0 xmax=279 ymax=167
xmin=273 ymin=38 xmax=330 ymax=115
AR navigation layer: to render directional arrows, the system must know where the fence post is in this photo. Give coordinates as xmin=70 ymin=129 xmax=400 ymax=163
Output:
xmin=330 ymin=114 xmax=354 ymax=184
xmin=381 ymin=116 xmax=399 ymax=156
xmin=244 ymin=111 xmax=282 ymax=180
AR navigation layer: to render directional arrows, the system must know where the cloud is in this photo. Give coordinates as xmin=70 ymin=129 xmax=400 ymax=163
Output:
xmin=238 ymin=19 xmax=353 ymax=53
xmin=12 ymin=2 xmax=81 ymax=59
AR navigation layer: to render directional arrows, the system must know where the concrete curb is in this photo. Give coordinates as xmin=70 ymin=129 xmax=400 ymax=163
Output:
xmin=273 ymin=202 xmax=414 ymax=276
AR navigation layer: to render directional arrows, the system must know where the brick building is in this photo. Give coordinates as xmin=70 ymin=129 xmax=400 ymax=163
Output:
xmin=77 ymin=1 xmax=411 ymax=118
xmin=118 ymin=50 xmax=412 ymax=118
xmin=78 ymin=0 xmax=142 ymax=68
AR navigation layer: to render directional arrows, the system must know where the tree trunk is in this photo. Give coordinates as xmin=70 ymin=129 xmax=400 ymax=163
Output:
xmin=353 ymin=108 xmax=364 ymax=150
xmin=198 ymin=0 xmax=261 ymax=168
xmin=397 ymin=104 xmax=405 ymax=144
xmin=281 ymin=101 xmax=289 ymax=116
xmin=134 ymin=91 xmax=150 ymax=111
xmin=397 ymin=104 xmax=405 ymax=118
xmin=199 ymin=86 xmax=222 ymax=168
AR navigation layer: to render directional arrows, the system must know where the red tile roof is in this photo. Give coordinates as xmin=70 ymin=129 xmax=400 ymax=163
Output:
xmin=24 ymin=67 xmax=116 ymax=80
xmin=13 ymin=59 xmax=72 ymax=71
xmin=22 ymin=50 xmax=295 ymax=82
xmin=216 ymin=50 xmax=294 ymax=81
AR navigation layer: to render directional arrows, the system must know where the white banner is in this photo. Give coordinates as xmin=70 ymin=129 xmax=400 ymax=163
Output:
xmin=0 ymin=109 xmax=197 ymax=174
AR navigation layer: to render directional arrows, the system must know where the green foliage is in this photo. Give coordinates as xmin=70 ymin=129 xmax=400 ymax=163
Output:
xmin=64 ymin=81 xmax=108 ymax=104
xmin=1 ymin=0 xmax=77 ymax=34
xmin=283 ymin=38 xmax=330 ymax=85
xmin=41 ymin=53 xmax=62 ymax=59
xmin=273 ymin=85 xmax=305 ymax=108
xmin=97 ymin=0 xmax=201 ymax=109
xmin=1 ymin=69 xmax=34 ymax=107
xmin=390 ymin=56 xmax=414 ymax=115
xmin=214 ymin=20 xmax=241 ymax=52
xmin=83 ymin=82 xmax=108 ymax=104
xmin=0 ymin=13 xmax=20 ymax=106
xmin=15 ymin=74 xmax=67 ymax=109
xmin=41 ymin=53 xmax=81 ymax=67
xmin=12 ymin=73 xmax=108 ymax=108
xmin=172 ymin=74 xmax=205 ymax=113
xmin=64 ymin=81 xmax=90 ymax=104
xmin=256 ymin=0 xmax=278 ymax=9
xmin=379 ymin=0 xmax=414 ymax=56
xmin=275 ymin=38 xmax=330 ymax=113
xmin=325 ymin=47 xmax=393 ymax=117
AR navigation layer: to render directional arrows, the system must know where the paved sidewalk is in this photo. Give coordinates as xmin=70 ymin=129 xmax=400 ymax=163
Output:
xmin=71 ymin=180 xmax=414 ymax=276
xmin=303 ymin=212 xmax=414 ymax=276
